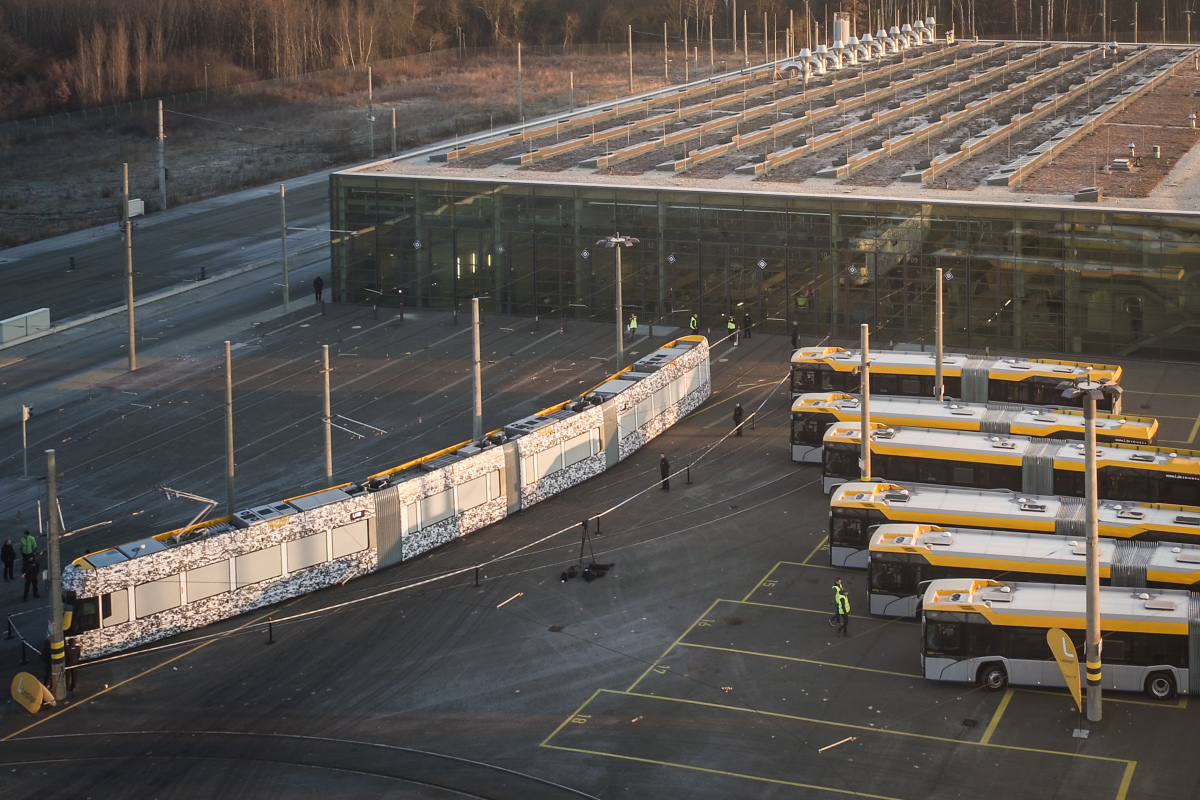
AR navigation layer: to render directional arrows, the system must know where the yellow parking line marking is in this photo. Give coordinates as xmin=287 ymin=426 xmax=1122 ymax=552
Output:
xmin=802 ymin=535 xmax=829 ymax=565
xmin=979 ymin=688 xmax=1013 ymax=745
xmin=541 ymin=743 xmax=906 ymax=799
xmin=2 ymin=602 xmax=297 ymax=742
xmin=626 ymin=598 xmax=723 ymax=693
xmin=741 ymin=562 xmax=783 ymax=602
xmin=540 ymin=689 xmax=603 ymax=747
xmin=1117 ymin=761 xmax=1138 ymax=800
xmin=734 ymin=598 xmax=875 ymax=622
xmin=679 ymin=642 xmax=921 ymax=679
xmin=608 ymin=690 xmax=1132 ymax=765
xmin=1188 ymin=411 xmax=1200 ymax=444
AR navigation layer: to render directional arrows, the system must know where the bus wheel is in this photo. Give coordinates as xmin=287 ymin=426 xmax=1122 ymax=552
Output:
xmin=979 ymin=663 xmax=1007 ymax=691
xmin=1145 ymin=672 xmax=1176 ymax=700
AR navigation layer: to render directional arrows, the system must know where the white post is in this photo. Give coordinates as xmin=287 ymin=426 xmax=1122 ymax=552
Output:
xmin=734 ymin=0 xmax=739 ymax=53
xmin=367 ymin=66 xmax=374 ymax=158
xmin=629 ymin=25 xmax=635 ymax=92
xmin=280 ymin=184 xmax=290 ymax=313
xmin=21 ymin=405 xmax=29 ymax=479
xmin=935 ymin=267 xmax=944 ymax=401
xmin=517 ymin=43 xmax=523 ymax=120
xmin=157 ymin=100 xmax=166 ymax=211
xmin=860 ymin=324 xmax=871 ymax=480
xmin=122 ymin=163 xmax=136 ymax=371
xmin=665 ymin=22 xmax=669 ymax=81
xmin=323 ymin=345 xmax=333 ymax=486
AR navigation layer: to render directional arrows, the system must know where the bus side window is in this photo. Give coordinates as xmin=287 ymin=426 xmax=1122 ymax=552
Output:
xmin=943 ymin=376 xmax=962 ymax=398
xmin=1163 ymin=478 xmax=1200 ymax=507
xmin=1055 ymin=470 xmax=1086 ymax=498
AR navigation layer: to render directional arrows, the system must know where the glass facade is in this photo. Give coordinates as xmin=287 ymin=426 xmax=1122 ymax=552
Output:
xmin=331 ymin=175 xmax=1200 ymax=361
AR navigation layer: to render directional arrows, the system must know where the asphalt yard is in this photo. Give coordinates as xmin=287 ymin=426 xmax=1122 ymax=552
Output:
xmin=2 ymin=311 xmax=1200 ymax=798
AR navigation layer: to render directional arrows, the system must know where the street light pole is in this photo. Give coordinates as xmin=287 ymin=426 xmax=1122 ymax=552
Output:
xmin=935 ymin=267 xmax=944 ymax=401
xmin=860 ymin=323 xmax=871 ymax=481
xmin=47 ymin=449 xmax=66 ymax=701
xmin=122 ymin=163 xmax=136 ymax=371
xmin=1060 ymin=379 xmax=1122 ymax=724
xmin=597 ymin=233 xmax=640 ymax=369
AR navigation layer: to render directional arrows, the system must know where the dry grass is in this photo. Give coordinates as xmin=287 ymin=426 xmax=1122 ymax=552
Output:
xmin=0 ymin=50 xmax=709 ymax=247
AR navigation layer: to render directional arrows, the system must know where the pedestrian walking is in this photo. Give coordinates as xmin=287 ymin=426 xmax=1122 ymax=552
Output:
xmin=23 ymin=553 xmax=40 ymax=601
xmin=733 ymin=403 xmax=744 ymax=436
xmin=628 ymin=313 xmax=638 ymax=339
xmin=743 ymin=311 xmax=752 ymax=339
xmin=18 ymin=530 xmax=37 ymax=570
xmin=689 ymin=313 xmax=698 ymax=333
xmin=828 ymin=578 xmax=850 ymax=636
xmin=659 ymin=453 xmax=670 ymax=491
xmin=313 ymin=275 xmax=325 ymax=303
xmin=791 ymin=321 xmax=799 ymax=350
xmin=1 ymin=538 xmax=15 ymax=581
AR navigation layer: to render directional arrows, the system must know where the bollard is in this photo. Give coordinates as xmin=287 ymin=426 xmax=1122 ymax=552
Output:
xmin=69 ymin=256 xmax=75 ymax=272
xmin=267 ymin=618 xmax=275 ymax=644
xmin=5 ymin=617 xmax=13 ymax=640
xmin=594 ymin=515 xmax=601 ymax=535
xmin=373 ymin=304 xmax=378 ymax=320
xmin=200 ymin=265 xmax=206 ymax=281
xmin=533 ymin=314 xmax=540 ymax=331
xmin=20 ymin=640 xmax=29 ymax=664
xmin=398 ymin=301 xmax=404 ymax=321
xmin=751 ymin=412 xmax=756 ymax=430
xmin=686 ymin=465 xmax=692 ymax=484
xmin=453 ymin=308 xmax=459 ymax=325
xmin=474 ymin=566 xmax=480 ymax=587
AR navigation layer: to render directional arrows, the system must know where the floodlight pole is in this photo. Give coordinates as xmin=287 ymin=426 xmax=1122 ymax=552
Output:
xmin=599 ymin=234 xmax=638 ymax=369
xmin=225 ymin=341 xmax=235 ymax=515
xmin=935 ymin=267 xmax=944 ymax=401
xmin=860 ymin=323 xmax=871 ymax=480
xmin=280 ymin=184 xmax=290 ymax=313
xmin=157 ymin=100 xmax=167 ymax=211
xmin=122 ymin=163 xmax=137 ymax=371
xmin=323 ymin=344 xmax=333 ymax=486
xmin=472 ymin=298 xmax=483 ymax=442
xmin=1083 ymin=389 xmax=1102 ymax=722
xmin=629 ymin=25 xmax=635 ymax=93
xmin=47 ymin=449 xmax=66 ymax=700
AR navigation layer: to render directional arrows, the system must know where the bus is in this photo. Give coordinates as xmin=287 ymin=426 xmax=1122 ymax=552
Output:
xmin=790 ymin=392 xmax=1155 ymax=462
xmin=820 ymin=423 xmax=1200 ymax=502
xmin=868 ymin=524 xmax=1200 ymax=617
xmin=921 ymin=579 xmax=1196 ymax=699
xmin=827 ymin=480 xmax=1200 ymax=568
xmin=789 ymin=346 xmax=1123 ymax=413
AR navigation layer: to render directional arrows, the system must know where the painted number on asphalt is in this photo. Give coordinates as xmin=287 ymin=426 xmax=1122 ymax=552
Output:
xmin=571 ymin=715 xmax=591 ymax=724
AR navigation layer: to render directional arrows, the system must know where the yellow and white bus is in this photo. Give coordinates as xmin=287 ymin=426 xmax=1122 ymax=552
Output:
xmin=868 ymin=524 xmax=1200 ymax=617
xmin=791 ymin=392 xmax=1156 ymax=463
xmin=921 ymin=579 xmax=1196 ymax=699
xmin=789 ymin=347 xmax=1123 ymax=412
xmin=821 ymin=423 xmax=1200 ymax=501
xmin=828 ymin=480 xmax=1200 ymax=569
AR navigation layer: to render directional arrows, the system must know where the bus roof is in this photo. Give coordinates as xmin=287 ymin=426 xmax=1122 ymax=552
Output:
xmin=830 ymin=481 xmax=1200 ymax=537
xmin=823 ymin=423 xmax=1199 ymax=476
xmin=789 ymin=347 xmax=1122 ymax=383
xmin=870 ymin=524 xmax=1200 ymax=581
xmin=921 ymin=579 xmax=1193 ymax=631
xmin=793 ymin=393 xmax=1156 ymax=441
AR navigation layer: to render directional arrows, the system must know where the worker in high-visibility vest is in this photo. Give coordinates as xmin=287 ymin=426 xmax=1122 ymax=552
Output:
xmin=628 ymin=313 xmax=638 ymax=339
xmin=727 ymin=315 xmax=737 ymax=346
xmin=689 ymin=314 xmax=698 ymax=332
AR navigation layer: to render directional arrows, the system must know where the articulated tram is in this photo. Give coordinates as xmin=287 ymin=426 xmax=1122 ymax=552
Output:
xmin=789 ymin=346 xmax=1123 ymax=412
xmin=790 ymin=392 xmax=1155 ymax=462
xmin=62 ymin=336 xmax=712 ymax=659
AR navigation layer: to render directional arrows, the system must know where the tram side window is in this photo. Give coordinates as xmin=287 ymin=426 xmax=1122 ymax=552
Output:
xmin=981 ymin=464 xmax=1023 ymax=491
xmin=943 ymin=377 xmax=962 ymax=398
xmin=100 ymin=589 xmax=129 ymax=628
xmin=952 ymin=466 xmax=976 ymax=486
xmin=794 ymin=368 xmax=836 ymax=391
xmin=69 ymin=597 xmax=100 ymax=634
xmin=916 ymin=457 xmax=951 ymax=485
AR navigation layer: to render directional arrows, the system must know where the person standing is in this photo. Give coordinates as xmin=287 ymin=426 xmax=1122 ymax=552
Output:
xmin=1 ymin=538 xmax=15 ymax=581
xmin=829 ymin=578 xmax=850 ymax=636
xmin=743 ymin=311 xmax=752 ymax=339
xmin=689 ymin=313 xmax=698 ymax=333
xmin=313 ymin=275 xmax=325 ymax=303
xmin=628 ymin=313 xmax=638 ymax=339
xmin=726 ymin=315 xmax=737 ymax=345
xmin=659 ymin=453 xmax=670 ymax=491
xmin=733 ymin=403 xmax=744 ymax=437
xmin=791 ymin=321 xmax=799 ymax=350
xmin=19 ymin=530 xmax=37 ymax=570
xmin=23 ymin=552 xmax=40 ymax=601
